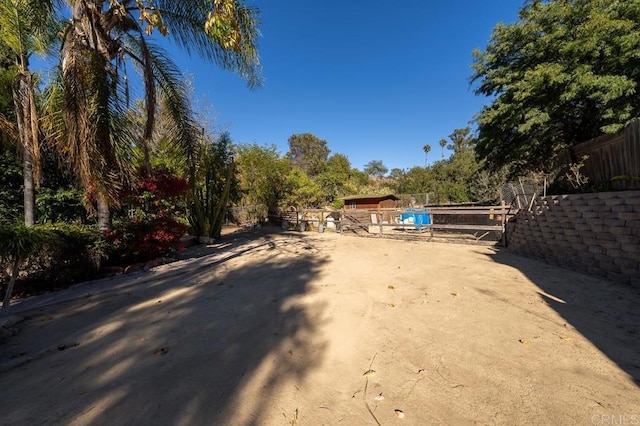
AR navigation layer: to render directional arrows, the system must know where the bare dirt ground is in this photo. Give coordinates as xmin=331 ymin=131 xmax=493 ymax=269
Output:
xmin=0 ymin=227 xmax=638 ymax=425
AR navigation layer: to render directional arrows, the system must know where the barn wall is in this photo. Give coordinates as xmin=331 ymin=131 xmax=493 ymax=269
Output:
xmin=344 ymin=197 xmax=397 ymax=210
xmin=353 ymin=202 xmax=381 ymax=210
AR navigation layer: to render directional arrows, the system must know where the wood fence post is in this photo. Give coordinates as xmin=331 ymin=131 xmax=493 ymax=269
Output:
xmin=501 ymin=200 xmax=507 ymax=247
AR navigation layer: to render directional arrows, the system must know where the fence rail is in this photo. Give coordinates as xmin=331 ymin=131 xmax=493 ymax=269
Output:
xmin=281 ymin=204 xmax=513 ymax=245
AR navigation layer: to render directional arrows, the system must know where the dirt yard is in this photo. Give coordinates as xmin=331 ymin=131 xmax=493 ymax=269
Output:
xmin=0 ymin=228 xmax=638 ymax=425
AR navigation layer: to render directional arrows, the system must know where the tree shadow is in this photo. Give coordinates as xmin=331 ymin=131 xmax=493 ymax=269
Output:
xmin=0 ymin=232 xmax=329 ymax=424
xmin=482 ymin=248 xmax=640 ymax=387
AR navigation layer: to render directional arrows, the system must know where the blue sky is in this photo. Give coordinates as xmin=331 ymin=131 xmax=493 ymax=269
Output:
xmin=50 ymin=1 xmax=524 ymax=172
xmin=178 ymin=0 xmax=526 ymax=171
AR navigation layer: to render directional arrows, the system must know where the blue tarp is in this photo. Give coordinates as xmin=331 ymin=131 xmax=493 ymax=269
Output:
xmin=401 ymin=208 xmax=431 ymax=227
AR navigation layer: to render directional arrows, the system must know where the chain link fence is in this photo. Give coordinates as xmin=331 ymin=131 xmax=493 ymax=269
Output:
xmin=500 ymin=180 xmax=541 ymax=210
xmin=395 ymin=193 xmax=432 ymax=207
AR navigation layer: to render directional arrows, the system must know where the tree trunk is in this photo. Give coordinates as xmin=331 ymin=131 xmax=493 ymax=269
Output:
xmin=22 ymin=148 xmax=35 ymax=227
xmin=143 ymin=139 xmax=152 ymax=177
xmin=2 ymin=257 xmax=21 ymax=315
xmin=13 ymin=70 xmax=38 ymax=227
xmin=97 ymin=195 xmax=110 ymax=232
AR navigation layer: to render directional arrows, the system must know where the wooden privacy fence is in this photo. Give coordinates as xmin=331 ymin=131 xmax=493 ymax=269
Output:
xmin=571 ymin=118 xmax=640 ymax=190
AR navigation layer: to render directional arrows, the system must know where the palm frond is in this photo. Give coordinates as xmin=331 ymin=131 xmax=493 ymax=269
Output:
xmin=59 ymin=23 xmax=137 ymax=206
xmin=40 ymin=67 xmax=67 ymax=151
xmin=60 ymin=26 xmax=92 ymax=190
xmin=0 ymin=0 xmax=56 ymax=59
xmin=154 ymin=0 xmax=262 ymax=88
xmin=0 ymin=114 xmax=19 ymax=145
xmin=123 ymin=35 xmax=201 ymax=176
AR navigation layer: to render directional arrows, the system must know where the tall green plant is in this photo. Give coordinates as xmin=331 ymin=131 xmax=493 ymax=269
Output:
xmin=189 ymin=132 xmax=239 ymax=239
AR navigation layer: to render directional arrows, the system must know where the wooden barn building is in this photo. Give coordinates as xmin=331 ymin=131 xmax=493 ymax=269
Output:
xmin=341 ymin=194 xmax=399 ymax=210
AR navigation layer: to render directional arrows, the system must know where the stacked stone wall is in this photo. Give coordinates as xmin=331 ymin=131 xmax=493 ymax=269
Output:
xmin=508 ymin=191 xmax=640 ymax=285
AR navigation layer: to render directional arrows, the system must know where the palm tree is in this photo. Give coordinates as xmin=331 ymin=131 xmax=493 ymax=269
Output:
xmin=50 ymin=0 xmax=261 ymax=231
xmin=0 ymin=0 xmax=57 ymax=226
xmin=439 ymin=138 xmax=447 ymax=160
xmin=422 ymin=144 xmax=430 ymax=166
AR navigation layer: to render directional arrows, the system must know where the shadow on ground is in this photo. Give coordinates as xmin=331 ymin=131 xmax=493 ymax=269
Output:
xmin=484 ymin=248 xmax=640 ymax=386
xmin=0 ymin=231 xmax=328 ymax=425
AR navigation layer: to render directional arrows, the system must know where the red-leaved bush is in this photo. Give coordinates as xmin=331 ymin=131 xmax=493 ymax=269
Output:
xmin=140 ymin=169 xmax=190 ymax=198
xmin=107 ymin=216 xmax=188 ymax=262
xmin=107 ymin=168 xmax=190 ymax=262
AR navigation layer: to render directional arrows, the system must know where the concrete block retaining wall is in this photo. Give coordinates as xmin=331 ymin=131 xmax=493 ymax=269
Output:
xmin=508 ymin=190 xmax=640 ymax=286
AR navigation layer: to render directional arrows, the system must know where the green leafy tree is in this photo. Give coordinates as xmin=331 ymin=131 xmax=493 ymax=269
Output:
xmin=315 ymin=153 xmax=355 ymax=205
xmin=431 ymin=150 xmax=479 ymax=204
xmin=397 ymin=166 xmax=434 ymax=195
xmin=390 ymin=168 xmax=404 ymax=180
xmin=447 ymin=128 xmax=474 ymax=153
xmin=236 ymin=143 xmax=291 ymax=216
xmin=472 ymin=0 xmax=640 ymax=174
xmin=286 ymin=133 xmax=330 ymax=177
xmin=349 ymin=167 xmax=370 ymax=190
xmin=432 ymin=128 xmax=481 ymax=203
xmin=364 ymin=160 xmax=388 ymax=177
xmin=398 ymin=128 xmax=497 ymax=204
xmin=284 ymin=167 xmax=324 ymax=209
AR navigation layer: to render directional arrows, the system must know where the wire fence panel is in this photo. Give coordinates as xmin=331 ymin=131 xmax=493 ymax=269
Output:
xmin=500 ymin=180 xmax=540 ymax=210
xmin=395 ymin=193 xmax=431 ymax=207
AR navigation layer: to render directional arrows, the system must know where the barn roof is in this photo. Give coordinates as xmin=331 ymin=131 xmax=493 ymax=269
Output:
xmin=340 ymin=193 xmax=400 ymax=201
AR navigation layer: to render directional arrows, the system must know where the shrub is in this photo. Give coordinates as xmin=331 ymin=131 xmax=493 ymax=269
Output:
xmin=0 ymin=223 xmax=107 ymax=304
xmin=107 ymin=167 xmax=190 ymax=262
xmin=124 ymin=167 xmax=190 ymax=220
xmin=0 ymin=224 xmax=47 ymax=311
xmin=107 ymin=216 xmax=188 ymax=263
xmin=36 ymin=187 xmax=86 ymax=223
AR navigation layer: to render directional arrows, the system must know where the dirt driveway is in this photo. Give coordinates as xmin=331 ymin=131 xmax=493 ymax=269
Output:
xmin=1 ymin=229 xmax=638 ymax=425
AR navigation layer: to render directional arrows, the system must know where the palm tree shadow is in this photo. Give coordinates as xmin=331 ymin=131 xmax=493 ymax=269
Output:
xmin=483 ymin=248 xmax=640 ymax=387
xmin=0 ymin=233 xmax=329 ymax=424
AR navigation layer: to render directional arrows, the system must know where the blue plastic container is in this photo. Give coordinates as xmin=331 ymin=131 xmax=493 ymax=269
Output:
xmin=401 ymin=208 xmax=431 ymax=229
